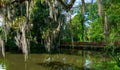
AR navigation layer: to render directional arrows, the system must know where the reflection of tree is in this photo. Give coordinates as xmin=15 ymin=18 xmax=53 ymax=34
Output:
xmin=37 ymin=61 xmax=94 ymax=70
xmin=0 ymin=60 xmax=6 ymax=70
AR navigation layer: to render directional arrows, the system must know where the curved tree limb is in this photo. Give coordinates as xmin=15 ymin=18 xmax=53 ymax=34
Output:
xmin=57 ymin=0 xmax=76 ymax=11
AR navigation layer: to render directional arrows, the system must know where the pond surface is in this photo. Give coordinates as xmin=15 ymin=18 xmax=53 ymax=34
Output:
xmin=0 ymin=50 xmax=120 ymax=70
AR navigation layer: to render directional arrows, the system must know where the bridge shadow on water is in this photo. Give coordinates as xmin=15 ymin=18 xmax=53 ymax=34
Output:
xmin=6 ymin=46 xmax=107 ymax=59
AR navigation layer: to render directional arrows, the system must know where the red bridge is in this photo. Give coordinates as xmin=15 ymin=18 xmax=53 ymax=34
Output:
xmin=59 ymin=41 xmax=120 ymax=49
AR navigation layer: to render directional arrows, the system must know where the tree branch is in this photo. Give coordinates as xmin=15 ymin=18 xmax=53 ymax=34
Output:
xmin=57 ymin=0 xmax=76 ymax=11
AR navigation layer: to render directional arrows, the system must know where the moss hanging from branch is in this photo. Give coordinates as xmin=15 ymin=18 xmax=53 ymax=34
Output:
xmin=42 ymin=0 xmax=66 ymax=52
xmin=45 ymin=0 xmax=75 ymax=12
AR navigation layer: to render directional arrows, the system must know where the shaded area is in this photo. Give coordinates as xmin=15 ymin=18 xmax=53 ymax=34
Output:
xmin=37 ymin=61 xmax=95 ymax=70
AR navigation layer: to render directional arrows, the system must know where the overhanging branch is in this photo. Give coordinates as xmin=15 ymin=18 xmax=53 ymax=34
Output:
xmin=57 ymin=0 xmax=76 ymax=11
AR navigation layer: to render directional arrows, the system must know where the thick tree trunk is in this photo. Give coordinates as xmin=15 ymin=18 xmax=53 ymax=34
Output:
xmin=15 ymin=23 xmax=30 ymax=61
xmin=21 ymin=24 xmax=29 ymax=61
xmin=14 ymin=1 xmax=30 ymax=61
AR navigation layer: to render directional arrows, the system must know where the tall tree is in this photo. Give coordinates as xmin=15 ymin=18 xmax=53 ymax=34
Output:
xmin=81 ymin=0 xmax=86 ymax=41
xmin=104 ymin=12 xmax=109 ymax=41
xmin=97 ymin=0 xmax=103 ymax=18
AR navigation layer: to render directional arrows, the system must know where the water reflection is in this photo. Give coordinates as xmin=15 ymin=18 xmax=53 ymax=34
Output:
xmin=0 ymin=50 xmax=120 ymax=70
xmin=0 ymin=60 xmax=6 ymax=70
xmin=38 ymin=61 xmax=88 ymax=70
xmin=84 ymin=59 xmax=91 ymax=68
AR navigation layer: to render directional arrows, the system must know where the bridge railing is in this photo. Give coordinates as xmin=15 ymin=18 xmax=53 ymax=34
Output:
xmin=59 ymin=41 xmax=120 ymax=49
xmin=60 ymin=42 xmax=106 ymax=46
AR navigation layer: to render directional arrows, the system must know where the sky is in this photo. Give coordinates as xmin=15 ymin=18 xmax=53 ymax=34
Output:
xmin=71 ymin=0 xmax=97 ymax=17
xmin=72 ymin=0 xmax=97 ymax=14
xmin=0 ymin=16 xmax=2 ymax=26
xmin=72 ymin=0 xmax=97 ymax=26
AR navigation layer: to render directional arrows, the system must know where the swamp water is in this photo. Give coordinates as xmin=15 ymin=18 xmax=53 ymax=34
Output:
xmin=0 ymin=50 xmax=120 ymax=70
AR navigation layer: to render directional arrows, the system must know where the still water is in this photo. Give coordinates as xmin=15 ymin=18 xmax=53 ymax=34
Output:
xmin=0 ymin=50 xmax=120 ymax=70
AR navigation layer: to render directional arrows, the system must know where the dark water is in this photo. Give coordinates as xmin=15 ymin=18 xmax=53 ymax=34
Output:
xmin=0 ymin=50 xmax=120 ymax=70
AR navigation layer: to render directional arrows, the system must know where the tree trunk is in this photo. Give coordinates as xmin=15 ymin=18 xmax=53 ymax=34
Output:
xmin=81 ymin=0 xmax=85 ymax=41
xmin=0 ymin=36 xmax=5 ymax=57
xmin=97 ymin=0 xmax=103 ymax=18
xmin=81 ymin=0 xmax=86 ymax=57
xmin=15 ymin=23 xmax=30 ymax=61
xmin=104 ymin=12 xmax=109 ymax=41
xmin=26 ymin=1 xmax=29 ymax=21
xmin=7 ymin=6 xmax=11 ymax=20
xmin=81 ymin=0 xmax=85 ymax=14
xmin=21 ymin=24 xmax=29 ymax=61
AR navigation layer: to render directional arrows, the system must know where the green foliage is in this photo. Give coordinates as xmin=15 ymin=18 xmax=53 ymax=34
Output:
xmin=11 ymin=16 xmax=26 ymax=30
xmin=87 ymin=18 xmax=104 ymax=41
xmin=102 ymin=2 xmax=120 ymax=45
xmin=87 ymin=3 xmax=98 ymax=20
xmin=0 ymin=0 xmax=120 ymax=55
xmin=30 ymin=0 xmax=49 ymax=42
xmin=71 ymin=13 xmax=83 ymax=41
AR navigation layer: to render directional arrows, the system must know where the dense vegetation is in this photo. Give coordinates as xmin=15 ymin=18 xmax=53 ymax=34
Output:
xmin=0 ymin=0 xmax=120 ymax=65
